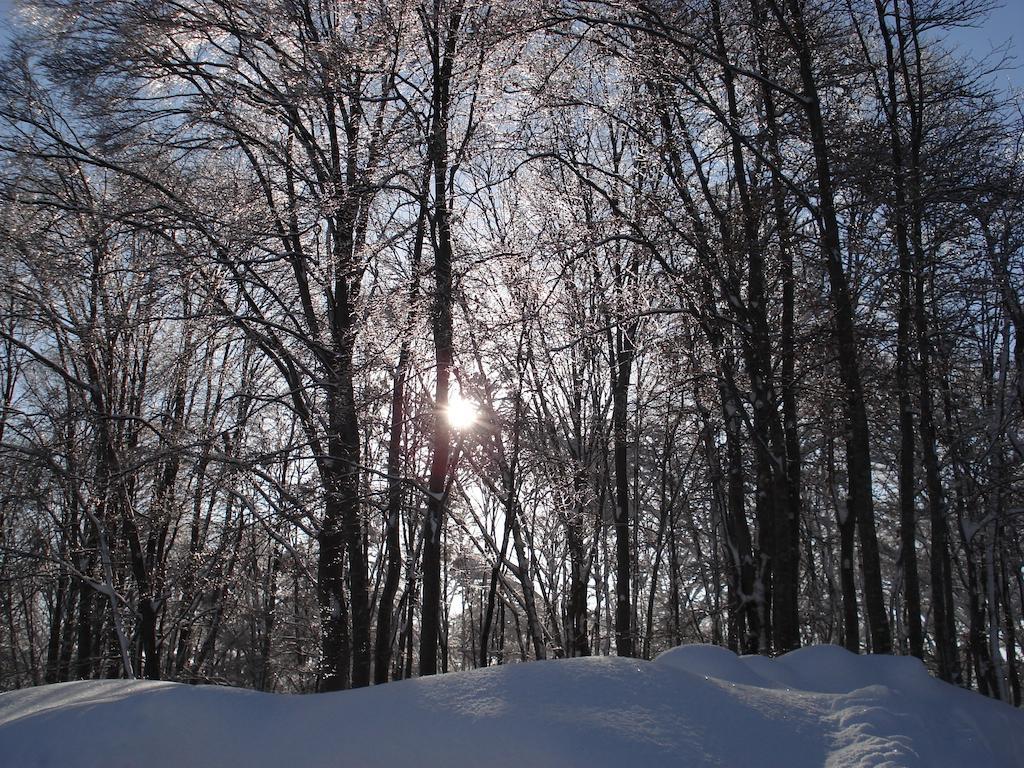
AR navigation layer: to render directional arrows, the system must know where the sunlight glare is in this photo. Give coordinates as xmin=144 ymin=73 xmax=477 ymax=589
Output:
xmin=447 ymin=396 xmax=478 ymax=431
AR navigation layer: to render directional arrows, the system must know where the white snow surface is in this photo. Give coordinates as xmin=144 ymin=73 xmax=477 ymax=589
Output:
xmin=1 ymin=644 xmax=1021 ymax=767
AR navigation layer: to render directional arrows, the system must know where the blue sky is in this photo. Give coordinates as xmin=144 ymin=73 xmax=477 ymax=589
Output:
xmin=0 ymin=0 xmax=1019 ymax=89
xmin=945 ymin=1 xmax=1023 ymax=92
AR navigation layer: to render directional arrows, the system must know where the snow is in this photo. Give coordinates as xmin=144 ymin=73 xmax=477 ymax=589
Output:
xmin=1 ymin=645 xmax=1021 ymax=767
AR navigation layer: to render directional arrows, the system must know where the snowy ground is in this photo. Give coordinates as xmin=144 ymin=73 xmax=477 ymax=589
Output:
xmin=1 ymin=645 xmax=1021 ymax=767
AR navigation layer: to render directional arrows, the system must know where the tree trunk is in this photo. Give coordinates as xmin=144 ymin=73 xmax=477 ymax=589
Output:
xmin=610 ymin=318 xmax=634 ymax=658
xmin=779 ymin=0 xmax=891 ymax=653
xmin=317 ymin=523 xmax=351 ymax=691
xmin=419 ymin=0 xmax=461 ymax=676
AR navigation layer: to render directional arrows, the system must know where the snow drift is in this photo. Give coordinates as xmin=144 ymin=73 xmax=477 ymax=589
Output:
xmin=1 ymin=644 xmax=1021 ymax=767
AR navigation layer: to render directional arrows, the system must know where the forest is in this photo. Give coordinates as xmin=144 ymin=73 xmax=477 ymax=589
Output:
xmin=0 ymin=0 xmax=1020 ymax=706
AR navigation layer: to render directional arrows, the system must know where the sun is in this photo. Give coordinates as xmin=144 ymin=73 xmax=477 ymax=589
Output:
xmin=446 ymin=395 xmax=478 ymax=431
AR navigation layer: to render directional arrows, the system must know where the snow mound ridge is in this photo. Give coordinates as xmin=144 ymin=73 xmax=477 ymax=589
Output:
xmin=1 ymin=646 xmax=1021 ymax=768
xmin=653 ymin=642 xmax=770 ymax=686
xmin=653 ymin=643 xmax=933 ymax=694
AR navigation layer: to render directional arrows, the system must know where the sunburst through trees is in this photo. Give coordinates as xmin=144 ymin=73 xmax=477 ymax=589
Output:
xmin=0 ymin=0 xmax=1020 ymax=706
